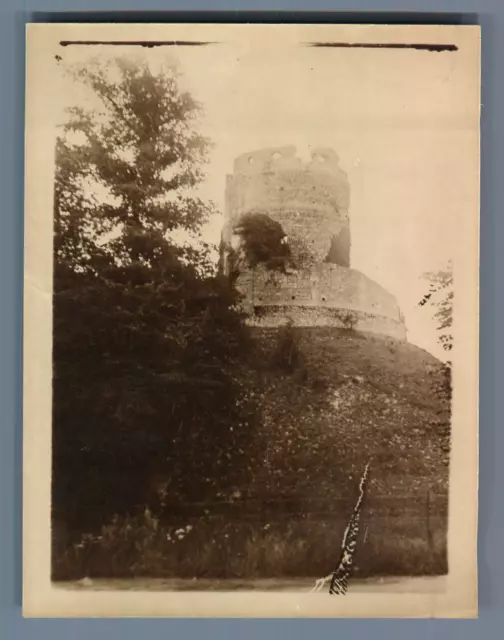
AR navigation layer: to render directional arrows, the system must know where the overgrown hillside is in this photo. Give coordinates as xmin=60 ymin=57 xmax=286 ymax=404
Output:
xmin=233 ymin=324 xmax=452 ymax=578
xmin=246 ymin=325 xmax=450 ymax=504
xmin=55 ymin=325 xmax=451 ymax=581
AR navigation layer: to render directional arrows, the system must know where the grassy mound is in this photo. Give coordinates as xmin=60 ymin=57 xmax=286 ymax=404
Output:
xmin=246 ymin=325 xmax=450 ymax=503
xmin=54 ymin=326 xmax=451 ymax=581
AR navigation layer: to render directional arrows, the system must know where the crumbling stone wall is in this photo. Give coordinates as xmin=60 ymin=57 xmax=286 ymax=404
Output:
xmin=222 ymin=146 xmax=407 ymax=341
xmin=236 ymin=265 xmax=406 ymax=340
xmin=223 ymin=145 xmax=351 ymax=269
xmin=250 ymin=307 xmax=406 ymax=341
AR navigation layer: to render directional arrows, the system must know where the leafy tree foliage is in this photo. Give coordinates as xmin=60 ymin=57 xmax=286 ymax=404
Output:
xmin=419 ymin=261 xmax=453 ymax=354
xmin=54 ymin=57 xmax=213 ymax=274
xmin=52 ymin=57 xmax=257 ymax=535
xmin=419 ymin=263 xmax=453 ymax=456
xmin=231 ymin=212 xmax=292 ymax=274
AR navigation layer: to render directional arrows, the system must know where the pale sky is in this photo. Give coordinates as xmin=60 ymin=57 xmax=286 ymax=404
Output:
xmin=33 ymin=28 xmax=480 ymax=361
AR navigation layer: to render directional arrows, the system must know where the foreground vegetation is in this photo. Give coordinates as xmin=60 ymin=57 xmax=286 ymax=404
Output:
xmin=53 ymin=325 xmax=451 ymax=581
xmin=54 ymin=501 xmax=447 ymax=581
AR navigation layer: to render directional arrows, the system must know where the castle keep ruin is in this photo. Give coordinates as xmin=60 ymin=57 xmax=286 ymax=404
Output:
xmin=221 ymin=146 xmax=407 ymax=341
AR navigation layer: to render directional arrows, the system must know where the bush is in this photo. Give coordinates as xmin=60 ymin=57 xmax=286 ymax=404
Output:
xmin=338 ymin=310 xmax=358 ymax=332
xmin=271 ymin=321 xmax=304 ymax=375
xmin=52 ymin=266 xmax=260 ymax=534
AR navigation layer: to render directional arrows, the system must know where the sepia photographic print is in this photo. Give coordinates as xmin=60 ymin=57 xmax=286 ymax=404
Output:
xmin=23 ymin=23 xmax=480 ymax=618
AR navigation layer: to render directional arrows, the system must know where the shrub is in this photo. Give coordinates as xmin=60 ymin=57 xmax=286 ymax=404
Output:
xmin=338 ymin=310 xmax=358 ymax=332
xmin=271 ymin=321 xmax=304 ymax=374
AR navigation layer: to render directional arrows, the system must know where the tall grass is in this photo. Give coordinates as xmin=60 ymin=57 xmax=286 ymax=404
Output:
xmin=53 ymin=508 xmax=447 ymax=581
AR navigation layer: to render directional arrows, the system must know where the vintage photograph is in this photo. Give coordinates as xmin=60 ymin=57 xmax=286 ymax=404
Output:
xmin=23 ymin=24 xmax=480 ymax=618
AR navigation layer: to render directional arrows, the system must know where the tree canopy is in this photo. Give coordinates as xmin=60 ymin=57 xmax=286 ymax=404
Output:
xmin=54 ymin=57 xmax=216 ymax=276
xmin=52 ymin=57 xmax=257 ymax=536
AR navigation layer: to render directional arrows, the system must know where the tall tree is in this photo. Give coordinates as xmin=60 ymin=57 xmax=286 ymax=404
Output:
xmin=52 ymin=57 xmax=257 ymax=538
xmin=54 ymin=56 xmax=214 ymax=276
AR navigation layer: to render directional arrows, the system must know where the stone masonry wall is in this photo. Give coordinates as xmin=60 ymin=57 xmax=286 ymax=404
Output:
xmin=222 ymin=146 xmax=407 ymax=341
xmin=236 ymin=264 xmax=406 ymax=340
xmin=223 ymin=146 xmax=351 ymax=268
xmin=248 ymin=306 xmax=406 ymax=341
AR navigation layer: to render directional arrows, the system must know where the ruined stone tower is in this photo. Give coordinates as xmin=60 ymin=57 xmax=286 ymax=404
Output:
xmin=221 ymin=146 xmax=407 ymax=341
